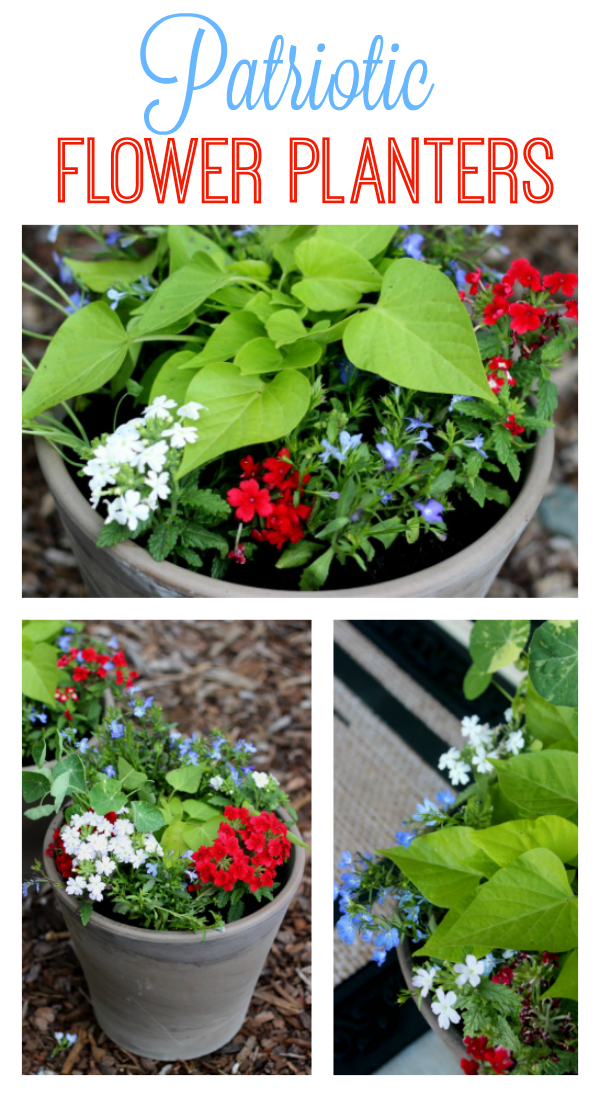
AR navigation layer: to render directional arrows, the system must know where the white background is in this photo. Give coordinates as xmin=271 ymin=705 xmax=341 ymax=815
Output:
xmin=12 ymin=0 xmax=587 ymax=1085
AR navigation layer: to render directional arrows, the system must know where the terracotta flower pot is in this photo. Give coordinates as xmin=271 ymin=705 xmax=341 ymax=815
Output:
xmin=396 ymin=936 xmax=464 ymax=1062
xmin=35 ymin=431 xmax=554 ymax=598
xmin=43 ymin=811 xmax=306 ymax=1060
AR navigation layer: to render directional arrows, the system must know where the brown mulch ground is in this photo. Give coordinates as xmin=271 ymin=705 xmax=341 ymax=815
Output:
xmin=22 ymin=225 xmax=577 ymax=597
xmin=22 ymin=620 xmax=312 ymax=1075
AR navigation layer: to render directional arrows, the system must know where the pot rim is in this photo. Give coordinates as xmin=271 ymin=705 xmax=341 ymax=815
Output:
xmin=43 ymin=807 xmax=306 ymax=944
xmin=35 ymin=430 xmax=554 ymax=597
xmin=396 ymin=935 xmax=464 ymax=1057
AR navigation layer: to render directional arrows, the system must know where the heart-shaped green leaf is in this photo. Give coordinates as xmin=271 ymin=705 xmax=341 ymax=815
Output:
xmin=22 ymin=303 xmax=130 ymax=420
xmin=343 ymin=259 xmax=493 ymax=400
xmin=234 ymin=337 xmax=283 ymax=372
xmin=168 ymin=225 xmax=229 ymax=273
xmin=470 ymin=619 xmax=531 ymax=672
xmin=378 ymin=827 xmax=497 ymax=908
xmin=493 ymin=751 xmax=578 ymax=819
xmin=179 ymin=364 xmax=311 ymax=473
xmin=317 ymin=224 xmax=398 ymax=259
xmin=266 ymin=309 xmax=307 ymax=347
xmin=189 ymin=311 xmax=265 ymax=365
xmin=52 ymin=754 xmax=87 ymax=797
xmin=22 ymin=768 xmax=52 ymax=804
xmin=89 ymin=778 xmax=128 ymax=815
xmin=529 ymin=621 xmax=578 ymax=708
xmin=292 ymin=237 xmax=382 ymax=311
xmin=165 ymin=765 xmax=204 ymax=794
xmin=134 ymin=254 xmax=231 ymax=335
xmin=22 ymin=642 xmax=59 ymax=707
xmin=525 ymin=680 xmax=577 ymax=747
xmin=545 ymin=948 xmax=578 ymax=1001
xmin=65 ymin=246 xmax=160 ymax=292
xmin=148 ymin=350 xmax=196 ymax=407
xmin=468 ymin=815 xmax=578 ymax=869
xmin=130 ymin=800 xmax=165 ymax=833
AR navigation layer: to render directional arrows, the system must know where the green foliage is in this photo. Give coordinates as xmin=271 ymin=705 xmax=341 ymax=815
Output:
xmin=165 ymin=765 xmax=204 ymax=794
xmin=468 ymin=816 xmax=578 ymax=870
xmin=343 ymin=259 xmax=492 ymax=399
xmin=22 ymin=303 xmax=130 ymax=420
xmin=22 ymin=640 xmax=60 ymax=708
xmin=493 ymin=751 xmax=578 ymax=819
xmin=469 ymin=619 xmax=530 ymax=672
xmin=529 ymin=620 xmax=578 ymax=707
xmin=89 ymin=777 xmax=128 ymax=815
xmin=65 ymin=247 xmax=160 ymax=292
xmin=378 ymin=827 xmax=496 ymax=908
xmin=525 ymin=680 xmax=577 ymax=746
xmin=463 ymin=664 xmax=492 ymax=700
xmin=293 ymin=236 xmax=382 ymax=311
xmin=546 ymin=948 xmax=578 ymax=1001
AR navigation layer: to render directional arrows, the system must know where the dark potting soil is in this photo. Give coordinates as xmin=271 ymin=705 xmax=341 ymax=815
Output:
xmin=71 ymin=399 xmax=523 ymax=591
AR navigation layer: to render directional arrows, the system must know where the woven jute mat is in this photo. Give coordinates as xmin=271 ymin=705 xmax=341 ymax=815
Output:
xmin=334 ymin=623 xmax=465 ymax=987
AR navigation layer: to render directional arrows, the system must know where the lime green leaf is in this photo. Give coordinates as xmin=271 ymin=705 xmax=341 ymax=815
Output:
xmin=22 ymin=303 xmax=130 ymax=420
xmin=182 ymin=799 xmax=222 ymax=821
xmin=188 ymin=311 xmax=265 ymax=365
xmin=116 ymin=756 xmax=148 ymax=792
xmin=493 ymin=751 xmax=578 ymax=819
xmin=89 ymin=778 xmax=128 ymax=815
xmin=22 ymin=621 xmax=64 ymax=643
xmin=148 ymin=349 xmax=198 ymax=407
xmin=22 ymin=642 xmax=59 ymax=707
xmin=22 ymin=768 xmax=52 ymax=804
xmin=179 ymin=364 xmax=311 ymax=473
xmin=529 ymin=621 xmax=578 ymax=708
xmin=165 ymin=765 xmax=204 ymax=794
xmin=317 ymin=224 xmax=398 ymax=259
xmin=525 ymin=680 xmax=577 ymax=747
xmin=227 ymin=259 xmax=271 ymax=280
xmin=134 ymin=255 xmax=231 ymax=335
xmin=24 ymin=803 xmax=56 ymax=821
xmin=343 ymin=259 xmax=493 ymax=400
xmin=168 ymin=225 xmax=229 ymax=273
xmin=292 ymin=237 xmax=382 ymax=311
xmin=130 ymin=801 xmax=165 ymax=833
xmin=266 ymin=309 xmax=307 ymax=347
xmin=434 ymin=848 xmax=578 ymax=954
xmin=161 ymin=816 xmax=222 ymax=860
xmin=545 ymin=949 xmax=578 ymax=1001
xmin=468 ymin=816 xmax=578 ymax=869
xmin=463 ymin=664 xmax=492 ymax=700
xmin=234 ymin=337 xmax=283 ymax=372
xmin=65 ymin=247 xmax=159 ymax=292
xmin=413 ymin=889 xmax=483 ymax=962
xmin=470 ymin=619 xmax=530 ymax=672
xmin=377 ymin=827 xmax=496 ymax=908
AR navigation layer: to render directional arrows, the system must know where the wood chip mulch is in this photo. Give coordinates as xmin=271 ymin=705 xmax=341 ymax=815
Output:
xmin=22 ymin=620 xmax=312 ymax=1075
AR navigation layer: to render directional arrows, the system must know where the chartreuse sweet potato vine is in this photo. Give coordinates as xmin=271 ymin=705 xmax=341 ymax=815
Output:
xmin=22 ymin=226 xmax=577 ymax=590
xmin=335 ymin=620 xmax=578 ymax=1075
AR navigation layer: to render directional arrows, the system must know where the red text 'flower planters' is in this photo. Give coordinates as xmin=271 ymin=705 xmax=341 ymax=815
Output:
xmin=44 ymin=811 xmax=306 ymax=1060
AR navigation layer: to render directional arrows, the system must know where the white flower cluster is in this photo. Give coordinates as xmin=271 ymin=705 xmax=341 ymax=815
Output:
xmin=81 ymin=395 xmax=206 ymax=531
xmin=60 ymin=809 xmax=163 ymax=904
xmin=439 ymin=711 xmax=526 ymax=786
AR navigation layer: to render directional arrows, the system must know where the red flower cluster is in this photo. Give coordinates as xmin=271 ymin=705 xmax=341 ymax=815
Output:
xmin=189 ymin=807 xmax=292 ymax=894
xmin=503 ymin=414 xmax=525 ymax=437
xmin=55 ymin=685 xmax=79 ymax=704
xmin=45 ymin=827 xmax=73 ymax=880
xmin=492 ymin=964 xmax=515 ymax=985
xmin=481 ymin=258 xmax=578 ymax=336
xmin=461 ymin=1036 xmax=514 ymax=1075
xmin=226 ymin=450 xmax=312 ymax=554
xmin=486 ymin=355 xmax=516 ymax=395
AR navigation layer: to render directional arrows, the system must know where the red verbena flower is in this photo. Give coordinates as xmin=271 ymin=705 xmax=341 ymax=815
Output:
xmin=483 ymin=297 xmax=510 ymax=325
xmin=492 ymin=964 xmax=515 ymax=985
xmin=56 ymin=652 xmax=77 ymax=667
xmin=487 ymin=355 xmax=513 ymax=373
xmin=240 ymin=454 xmax=262 ymax=479
xmin=465 ymin=267 xmax=484 ymax=296
xmin=228 ymin=544 xmax=248 ymax=564
xmin=542 ymin=951 xmax=560 ymax=967
xmin=463 ymin=1035 xmax=488 ymax=1061
xmin=460 ymin=1059 xmax=479 ymax=1075
xmin=564 ymin=298 xmax=578 ymax=320
xmin=112 ymin=651 xmax=128 ymax=668
xmin=483 ymin=1046 xmax=514 ymax=1074
xmin=227 ymin=479 xmax=274 ymax=523
xmin=508 ymin=301 xmax=546 ymax=335
xmin=262 ymin=448 xmax=295 ymax=490
xmin=80 ymin=647 xmax=100 ymax=662
xmin=72 ymin=666 xmax=91 ymax=683
xmin=542 ymin=271 xmax=578 ymax=296
xmin=505 ymin=258 xmax=542 ymax=292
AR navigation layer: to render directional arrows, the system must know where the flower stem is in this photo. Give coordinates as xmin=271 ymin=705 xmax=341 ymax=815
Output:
xmin=22 ymin=253 xmax=75 ymax=307
xmin=22 ymin=281 xmax=71 ymax=317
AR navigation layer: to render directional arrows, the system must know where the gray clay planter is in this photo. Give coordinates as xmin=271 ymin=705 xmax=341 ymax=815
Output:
xmin=397 ymin=937 xmax=464 ymax=1061
xmin=44 ymin=811 xmax=306 ymax=1060
xmin=35 ymin=430 xmax=554 ymax=599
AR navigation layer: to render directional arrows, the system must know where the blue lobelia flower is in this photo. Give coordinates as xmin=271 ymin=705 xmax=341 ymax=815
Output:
xmin=484 ymin=225 xmax=503 ymax=237
xmin=103 ymin=765 xmax=117 ymax=778
xmin=395 ymin=830 xmax=417 ymax=848
xmin=52 ymin=250 xmax=74 ymax=286
xmin=78 ymin=738 xmax=90 ymax=754
xmin=319 ymin=430 xmax=363 ymax=465
xmin=336 ymin=915 xmax=356 ymax=945
xmin=372 ymin=948 xmax=387 ymax=966
xmin=413 ymin=797 xmax=442 ymax=823
xmin=47 ymin=225 xmax=60 ymax=243
xmin=376 ymin=441 xmax=403 ymax=470
xmin=232 ymin=225 xmax=257 ymax=237
xmin=414 ymin=429 xmax=434 ymax=452
xmin=436 ymin=789 xmax=456 ymax=808
xmin=405 ymin=417 xmax=433 ymax=434
xmin=108 ymin=635 xmax=119 ymax=649
xmin=340 ymin=871 xmax=361 ymax=889
xmin=449 ymin=394 xmax=475 ymax=412
xmin=374 ymin=927 xmax=400 ymax=951
xmin=109 ymin=721 xmax=125 ymax=740
xmin=339 ymin=358 xmax=360 ymax=385
xmin=464 ymin=434 xmax=488 ymax=459
xmin=107 ymin=288 xmax=129 ymax=310
xmin=146 ymin=862 xmax=159 ymax=877
xmin=338 ymin=851 xmax=353 ymax=869
xmin=58 ymin=635 xmax=73 ymax=652
xmin=66 ymin=291 xmax=89 ymax=314
xmin=402 ymin=233 xmax=425 ymax=261
xmin=414 ymin=499 xmax=444 ymax=524
xmin=105 ymin=231 xmax=124 ymax=246
xmin=235 ymin=739 xmax=257 ymax=754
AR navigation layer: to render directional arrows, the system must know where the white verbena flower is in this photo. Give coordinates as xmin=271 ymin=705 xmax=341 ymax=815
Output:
xmin=505 ymin=730 xmax=525 ymax=755
xmin=162 ymin=422 xmax=198 ymax=449
xmin=114 ymin=418 xmax=144 ymax=436
xmin=104 ymin=432 xmax=144 ymax=465
xmin=454 ymin=955 xmax=486 ymax=988
xmin=143 ymin=395 xmax=178 ymax=420
xmin=136 ymin=440 xmax=169 ymax=473
xmin=461 ymin=714 xmax=494 ymax=749
xmin=177 ymin=401 xmax=207 ymax=420
xmin=107 ymin=490 xmax=150 ymax=532
xmin=412 ymin=966 xmax=439 ymax=997
xmin=86 ymin=875 xmax=106 ymax=902
xmin=504 ymin=707 xmax=514 ymax=723
xmin=113 ymin=819 xmax=135 ymax=837
xmin=62 ymin=830 xmax=83 ymax=856
xmin=209 ymin=775 xmax=224 ymax=790
xmin=448 ymin=759 xmax=471 ymax=786
xmin=439 ymin=747 xmax=461 ymax=772
xmin=65 ymin=876 xmax=85 ymax=897
xmin=88 ymin=832 xmax=109 ymax=854
xmin=144 ymin=835 xmax=163 ymax=856
xmin=473 ymin=746 xmax=498 ymax=775
xmin=252 ymin=772 xmax=269 ymax=789
xmin=95 ymin=856 xmax=116 ymax=877
xmin=145 ymin=470 xmax=171 ymax=508
xmin=131 ymin=849 xmax=148 ymax=869
xmin=431 ymin=988 xmax=461 ymax=1030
